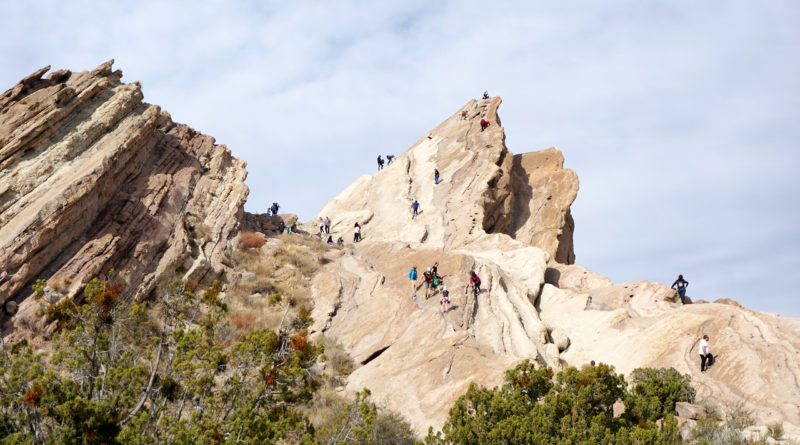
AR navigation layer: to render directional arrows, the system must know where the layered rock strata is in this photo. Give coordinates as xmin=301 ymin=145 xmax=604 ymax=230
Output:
xmin=0 ymin=62 xmax=248 ymax=332
xmin=308 ymin=98 xmax=800 ymax=437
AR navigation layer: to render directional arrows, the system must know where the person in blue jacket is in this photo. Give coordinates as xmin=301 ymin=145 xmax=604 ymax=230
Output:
xmin=409 ymin=266 xmax=418 ymax=296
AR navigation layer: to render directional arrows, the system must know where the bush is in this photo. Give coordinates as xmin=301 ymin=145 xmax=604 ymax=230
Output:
xmin=426 ymin=362 xmax=686 ymax=445
xmin=239 ymin=231 xmax=266 ymax=250
xmin=767 ymin=422 xmax=785 ymax=441
xmin=624 ymin=367 xmax=695 ymax=423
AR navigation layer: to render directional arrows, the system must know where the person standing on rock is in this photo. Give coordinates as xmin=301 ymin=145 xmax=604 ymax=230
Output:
xmin=483 ymin=90 xmax=489 ymax=99
xmin=324 ymin=216 xmax=331 ymax=234
xmin=409 ymin=266 xmax=418 ymax=296
xmin=424 ymin=268 xmax=434 ymax=299
xmin=412 ymin=200 xmax=420 ymax=219
xmin=699 ymin=334 xmax=714 ymax=373
xmin=353 ymin=222 xmax=361 ymax=243
xmin=672 ymin=274 xmax=689 ymax=304
xmin=277 ymin=220 xmax=285 ymax=234
xmin=469 ymin=271 xmax=482 ymax=297
xmin=377 ymin=155 xmax=384 ymax=170
xmin=319 ymin=217 xmax=325 ymax=235
xmin=440 ymin=286 xmax=450 ymax=313
xmin=434 ymin=169 xmax=440 ymax=185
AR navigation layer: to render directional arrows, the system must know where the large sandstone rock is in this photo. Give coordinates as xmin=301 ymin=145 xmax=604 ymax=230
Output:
xmin=308 ymin=97 xmax=800 ymax=439
xmin=0 ymin=61 xmax=248 ymax=320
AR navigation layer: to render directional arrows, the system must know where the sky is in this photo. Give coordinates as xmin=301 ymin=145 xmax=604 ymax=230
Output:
xmin=2 ymin=1 xmax=798 ymax=316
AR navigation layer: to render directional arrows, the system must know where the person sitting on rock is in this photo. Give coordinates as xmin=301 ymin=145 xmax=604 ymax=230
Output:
xmin=337 ymin=236 xmax=344 ymax=246
xmin=434 ymin=169 xmax=440 ymax=185
xmin=469 ymin=271 xmax=481 ymax=297
xmin=440 ymin=286 xmax=450 ymax=313
xmin=326 ymin=235 xmax=334 ymax=245
xmin=671 ymin=274 xmax=689 ymax=304
xmin=699 ymin=334 xmax=714 ymax=373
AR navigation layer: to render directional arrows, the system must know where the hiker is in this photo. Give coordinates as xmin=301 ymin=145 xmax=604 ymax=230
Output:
xmin=671 ymin=274 xmax=689 ymax=304
xmin=483 ymin=90 xmax=489 ymax=99
xmin=319 ymin=217 xmax=325 ymax=234
xmin=377 ymin=155 xmax=384 ymax=170
xmin=427 ymin=134 xmax=433 ymax=140
xmin=324 ymin=216 xmax=331 ymax=234
xmin=440 ymin=286 xmax=450 ymax=313
xmin=434 ymin=169 xmax=440 ymax=185
xmin=469 ymin=271 xmax=481 ymax=297
xmin=387 ymin=155 xmax=395 ymax=164
xmin=412 ymin=200 xmax=420 ymax=219
xmin=460 ymin=110 xmax=467 ymax=120
xmin=353 ymin=222 xmax=361 ymax=242
xmin=409 ymin=266 xmax=418 ymax=296
xmin=699 ymin=335 xmax=714 ymax=373
xmin=424 ymin=268 xmax=433 ymax=299
xmin=326 ymin=235 xmax=334 ymax=245
xmin=431 ymin=262 xmax=439 ymax=278
xmin=286 ymin=223 xmax=293 ymax=234
xmin=337 ymin=236 xmax=344 ymax=246
xmin=480 ymin=119 xmax=488 ymax=131
xmin=277 ymin=220 xmax=285 ymax=234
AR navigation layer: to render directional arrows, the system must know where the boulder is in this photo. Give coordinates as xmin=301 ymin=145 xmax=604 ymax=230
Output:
xmin=676 ymin=402 xmax=708 ymax=420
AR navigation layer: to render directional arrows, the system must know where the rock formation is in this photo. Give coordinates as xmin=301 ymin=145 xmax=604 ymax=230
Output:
xmin=307 ymin=97 xmax=800 ymax=437
xmin=0 ymin=61 xmax=248 ymax=338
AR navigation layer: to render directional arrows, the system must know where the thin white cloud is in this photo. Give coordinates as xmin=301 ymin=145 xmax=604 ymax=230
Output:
xmin=1 ymin=0 xmax=798 ymax=316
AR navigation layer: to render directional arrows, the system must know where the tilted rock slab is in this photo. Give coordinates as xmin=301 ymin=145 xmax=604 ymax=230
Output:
xmin=310 ymin=98 xmax=800 ymax=438
xmin=0 ymin=62 xmax=247 ymax=324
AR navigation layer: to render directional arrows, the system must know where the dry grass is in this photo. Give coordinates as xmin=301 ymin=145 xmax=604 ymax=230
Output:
xmin=225 ymin=232 xmax=331 ymax=336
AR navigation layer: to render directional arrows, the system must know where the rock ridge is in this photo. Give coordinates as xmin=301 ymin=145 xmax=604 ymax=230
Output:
xmin=0 ymin=61 xmax=248 ymax=337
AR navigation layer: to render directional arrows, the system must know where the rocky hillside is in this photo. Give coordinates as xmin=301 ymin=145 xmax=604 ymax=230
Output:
xmin=306 ymin=97 xmax=800 ymax=437
xmin=0 ymin=62 xmax=248 ymax=341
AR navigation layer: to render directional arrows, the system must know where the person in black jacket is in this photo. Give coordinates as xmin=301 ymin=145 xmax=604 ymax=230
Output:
xmin=671 ymin=274 xmax=689 ymax=304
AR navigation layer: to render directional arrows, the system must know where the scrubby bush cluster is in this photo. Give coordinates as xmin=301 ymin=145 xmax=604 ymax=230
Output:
xmin=424 ymin=361 xmax=694 ymax=445
xmin=0 ymin=274 xmax=415 ymax=444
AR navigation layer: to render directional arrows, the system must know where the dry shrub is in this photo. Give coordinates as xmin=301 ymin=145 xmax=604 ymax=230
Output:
xmin=230 ymin=313 xmax=256 ymax=330
xmin=290 ymin=332 xmax=308 ymax=351
xmin=239 ymin=231 xmax=266 ymax=250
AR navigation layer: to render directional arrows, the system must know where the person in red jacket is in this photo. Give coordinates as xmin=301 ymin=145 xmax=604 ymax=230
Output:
xmin=469 ymin=271 xmax=481 ymax=297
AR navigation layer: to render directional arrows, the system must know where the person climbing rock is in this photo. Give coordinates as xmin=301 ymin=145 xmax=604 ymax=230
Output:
xmin=353 ymin=222 xmax=362 ymax=243
xmin=480 ymin=119 xmax=488 ymax=131
xmin=412 ymin=200 xmax=420 ymax=219
xmin=483 ymin=90 xmax=489 ymax=99
xmin=460 ymin=110 xmax=467 ymax=120
xmin=469 ymin=271 xmax=481 ymax=297
xmin=699 ymin=334 xmax=714 ymax=373
xmin=440 ymin=286 xmax=450 ymax=313
xmin=326 ymin=235 xmax=334 ymax=245
xmin=324 ymin=216 xmax=331 ymax=234
xmin=431 ymin=262 xmax=439 ymax=278
xmin=409 ymin=266 xmax=418 ymax=296
xmin=387 ymin=155 xmax=395 ymax=164
xmin=424 ymin=268 xmax=433 ymax=299
xmin=672 ymin=274 xmax=689 ymax=304
xmin=434 ymin=169 xmax=440 ymax=185
xmin=377 ymin=155 xmax=384 ymax=170
xmin=319 ymin=217 xmax=325 ymax=235
xmin=336 ymin=236 xmax=344 ymax=246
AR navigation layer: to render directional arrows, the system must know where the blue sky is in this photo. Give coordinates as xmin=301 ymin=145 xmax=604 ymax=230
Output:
xmin=2 ymin=1 xmax=798 ymax=316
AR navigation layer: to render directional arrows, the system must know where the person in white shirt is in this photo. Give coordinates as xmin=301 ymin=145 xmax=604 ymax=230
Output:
xmin=698 ymin=334 xmax=713 ymax=373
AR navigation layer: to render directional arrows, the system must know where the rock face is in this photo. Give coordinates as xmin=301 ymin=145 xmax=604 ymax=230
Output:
xmin=308 ymin=97 xmax=800 ymax=438
xmin=0 ymin=62 xmax=248 ymax=333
